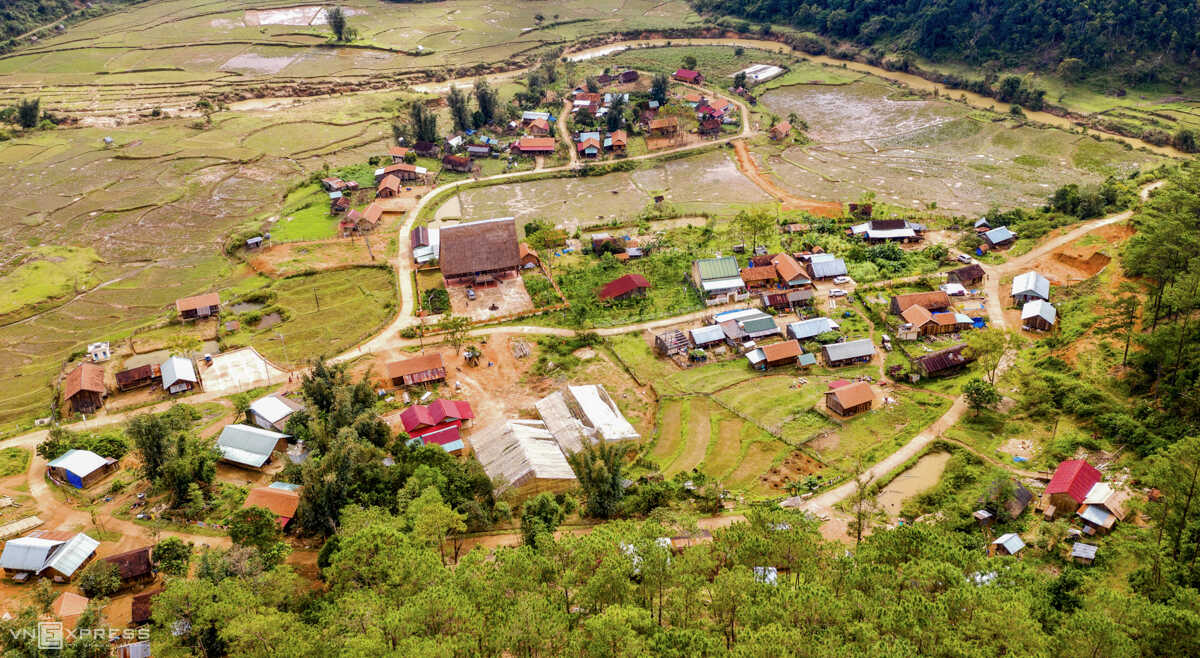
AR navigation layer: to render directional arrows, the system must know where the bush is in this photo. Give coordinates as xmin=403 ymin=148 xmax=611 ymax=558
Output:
xmin=77 ymin=560 xmax=121 ymax=598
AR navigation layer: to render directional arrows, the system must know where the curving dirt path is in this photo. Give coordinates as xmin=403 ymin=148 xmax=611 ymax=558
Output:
xmin=732 ymin=140 xmax=843 ymax=217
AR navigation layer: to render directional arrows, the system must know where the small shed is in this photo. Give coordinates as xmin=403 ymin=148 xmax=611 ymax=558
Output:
xmin=115 ymin=364 xmax=159 ymax=392
xmin=215 ymin=424 xmax=289 ymax=470
xmin=102 ymin=546 xmax=155 ymax=589
xmin=990 ymin=533 xmax=1026 ymax=557
xmin=689 ymin=325 xmax=725 ymax=349
xmin=161 ymin=356 xmax=199 ymax=394
xmin=47 ymin=450 xmax=117 ymax=489
xmin=948 ymin=264 xmax=986 ymax=287
xmin=519 ymin=243 xmax=541 ymax=269
xmin=175 ymin=292 xmax=220 ymax=320
xmin=824 ymin=381 xmax=874 ymax=417
xmin=598 ymin=273 xmax=650 ymax=301
xmin=248 ymin=394 xmax=304 ymax=433
xmin=1071 ymin=542 xmax=1098 ymax=565
xmin=243 ymin=486 xmax=301 ymax=528
xmin=655 ymin=330 xmax=690 ymax=356
xmin=386 ymin=353 xmax=447 ymax=387
xmin=983 ymin=226 xmax=1017 ymax=247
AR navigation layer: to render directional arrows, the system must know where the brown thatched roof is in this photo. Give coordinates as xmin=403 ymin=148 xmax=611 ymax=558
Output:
xmin=440 ymin=218 xmax=520 ymax=277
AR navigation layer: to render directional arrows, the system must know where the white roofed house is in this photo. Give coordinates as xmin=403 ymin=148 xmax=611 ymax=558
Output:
xmin=161 ymin=355 xmax=199 ymax=395
xmin=0 ymin=532 xmax=99 ymax=582
xmin=1076 ymin=483 xmax=1128 ymax=535
xmin=1021 ymin=300 xmax=1057 ymax=332
xmin=470 ymin=419 xmax=577 ymax=499
xmin=47 ymin=449 xmax=118 ymax=489
xmin=691 ymin=256 xmax=748 ymax=306
xmin=990 ymin=533 xmax=1026 ymax=557
xmin=216 ymin=424 xmax=289 ymax=470
xmin=787 ymin=317 xmax=840 ymax=342
xmin=1011 ymin=271 xmax=1051 ymax=304
xmin=248 ymin=394 xmax=305 ymax=432
xmin=535 ymin=384 xmax=640 ymax=454
xmin=821 ymin=339 xmax=876 ymax=367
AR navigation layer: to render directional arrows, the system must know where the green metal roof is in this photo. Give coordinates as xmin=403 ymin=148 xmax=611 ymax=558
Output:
xmin=741 ymin=316 xmax=778 ymax=334
xmin=696 ymin=256 xmax=739 ymax=281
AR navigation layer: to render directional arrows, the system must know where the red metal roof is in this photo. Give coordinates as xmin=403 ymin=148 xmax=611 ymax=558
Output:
xmin=828 ymin=379 xmax=851 ymax=389
xmin=1046 ymin=459 xmax=1101 ymax=504
xmin=674 ymin=69 xmax=701 ymax=81
xmin=416 ymin=423 xmax=462 ymax=447
xmin=399 ymin=399 xmax=474 ymax=433
xmin=598 ymin=274 xmax=650 ymax=299
xmin=64 ymin=362 xmax=106 ymax=399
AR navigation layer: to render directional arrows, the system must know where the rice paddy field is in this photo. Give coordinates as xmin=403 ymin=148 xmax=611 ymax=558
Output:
xmin=755 ymin=80 xmax=1168 ymax=215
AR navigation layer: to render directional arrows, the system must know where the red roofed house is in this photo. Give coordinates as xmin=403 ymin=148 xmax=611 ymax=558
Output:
xmin=610 ymin=129 xmax=627 ymax=153
xmin=64 ymin=362 xmax=106 ymax=414
xmin=386 ymin=353 xmax=447 ymax=388
xmin=399 ymin=399 xmax=475 ymax=455
xmin=513 ymin=137 xmax=556 ymax=155
xmin=577 ymin=137 xmax=602 ymax=158
xmin=389 ymin=146 xmax=410 ymax=163
xmin=698 ymin=118 xmax=721 ymax=137
xmin=242 ymin=486 xmax=301 ymax=529
xmin=376 ymin=174 xmax=402 ymax=198
xmin=519 ymin=243 xmax=541 ymax=269
xmin=761 ymin=340 xmax=802 ymax=368
xmin=527 ymin=118 xmax=551 ymax=135
xmin=769 ymin=121 xmax=792 ymax=141
xmin=1044 ymin=459 xmax=1102 ymax=519
xmin=175 ymin=292 xmax=220 ymax=320
xmin=598 ymin=274 xmax=650 ymax=301
xmin=673 ymin=69 xmax=703 ymax=84
xmin=740 ymin=265 xmax=778 ymax=290
xmin=443 ymin=154 xmax=474 ymax=173
xmin=825 ymin=381 xmax=874 ymax=417
xmin=376 ymin=162 xmax=424 ymax=184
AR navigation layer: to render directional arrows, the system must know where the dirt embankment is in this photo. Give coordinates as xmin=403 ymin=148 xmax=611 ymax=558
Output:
xmin=731 ymin=140 xmax=843 ymax=217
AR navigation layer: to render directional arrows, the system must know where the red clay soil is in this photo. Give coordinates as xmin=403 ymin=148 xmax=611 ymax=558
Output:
xmin=732 ymin=140 xmax=843 ymax=218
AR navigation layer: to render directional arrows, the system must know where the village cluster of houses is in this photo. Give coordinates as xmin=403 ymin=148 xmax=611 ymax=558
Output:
xmin=984 ymin=458 xmax=1128 ymax=566
xmin=1012 ymin=270 xmax=1057 ymax=332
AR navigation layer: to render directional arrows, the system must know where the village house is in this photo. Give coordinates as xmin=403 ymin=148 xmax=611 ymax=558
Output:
xmin=1076 ymin=482 xmax=1129 ymax=535
xmin=769 ymin=121 xmax=791 ymax=140
xmin=522 ymin=111 xmax=551 ymax=125
xmin=512 ymin=136 xmax=556 ymax=156
xmin=216 ymin=424 xmax=289 ymax=470
xmin=850 ymin=219 xmax=925 ymax=243
xmin=400 ymin=398 xmax=475 ymax=455
xmin=375 ymin=162 xmax=426 ymax=184
xmin=745 ymin=339 xmax=802 ymax=370
xmin=102 ymin=546 xmax=155 ymax=590
xmin=900 ymin=305 xmax=973 ymax=337
xmin=822 ymin=338 xmax=876 ymax=367
xmin=673 ymin=68 xmax=703 ymax=84
xmin=806 ymin=254 xmax=849 ymax=280
xmin=0 ymin=531 xmax=99 ymax=582
xmin=648 ymin=117 xmax=679 ymax=136
xmin=471 ymin=419 xmax=577 ymax=499
xmin=175 ymin=292 xmax=220 ymax=320
xmin=1042 ymin=459 xmax=1102 ymax=519
xmin=48 ymin=449 xmax=118 ymax=489
xmin=618 ymin=70 xmax=639 ymax=84
xmin=115 ymin=364 xmax=159 ymax=392
xmin=320 ymin=177 xmax=346 ymax=192
xmin=442 ymin=154 xmax=474 ymax=173
xmin=388 ymin=146 xmax=410 ymax=163
xmin=598 ymin=273 xmax=650 ymax=301
xmin=698 ymin=118 xmax=721 ymax=137
xmin=1071 ymin=542 xmax=1098 ymax=565
xmin=466 ymin=144 xmax=491 ymax=159
xmin=990 ymin=533 xmax=1026 ymax=557
xmin=825 ymin=381 xmax=874 ymax=417
xmin=413 ymin=141 xmax=440 ymax=158
xmin=131 ymin=589 xmax=159 ymax=626
xmin=889 ymin=291 xmax=952 ymax=315
xmin=527 ymin=118 xmax=551 ymax=135
xmin=88 ymin=341 xmax=111 ymax=362
xmin=329 ymin=193 xmax=350 ymax=214
xmin=762 ymin=289 xmax=814 ymax=312
xmin=913 ymin=344 xmax=975 ymax=378
xmin=948 ymin=264 xmax=986 ymax=287
xmin=161 ymin=355 xmax=199 ymax=395
xmin=689 ymin=324 xmax=726 ymax=349
xmin=787 ymin=317 xmax=840 ymax=341
xmin=535 ymin=384 xmax=640 ymax=454
xmin=691 ymin=256 xmax=748 ymax=305
xmin=610 ymin=129 xmax=627 ymax=153
xmin=721 ymin=312 xmax=780 ymax=346
xmin=439 ymin=217 xmax=521 ymax=286
xmin=248 ymin=394 xmax=304 ymax=433
xmin=518 ymin=243 xmax=541 ymax=270
xmin=1021 ymin=300 xmax=1058 ymax=331
xmin=243 ymin=485 xmax=301 ymax=529
xmin=52 ymin=592 xmax=89 ymax=631
xmin=577 ymin=133 xmax=603 ymax=158
xmin=1011 ymin=271 xmax=1051 ymax=304
xmin=386 ymin=352 xmax=447 ymax=388
xmin=376 ymin=175 xmax=402 ymax=198
xmin=771 ymin=253 xmax=811 ymax=288
xmin=983 ymin=226 xmax=1017 ymax=248
xmin=740 ymin=264 xmax=778 ymax=290
xmin=63 ymin=362 xmax=106 ymax=414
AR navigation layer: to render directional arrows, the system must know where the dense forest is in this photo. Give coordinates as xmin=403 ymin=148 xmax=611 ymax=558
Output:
xmin=692 ymin=0 xmax=1200 ymax=73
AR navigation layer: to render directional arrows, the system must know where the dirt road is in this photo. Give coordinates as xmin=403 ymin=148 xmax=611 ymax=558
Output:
xmin=731 ymin=140 xmax=843 ymax=217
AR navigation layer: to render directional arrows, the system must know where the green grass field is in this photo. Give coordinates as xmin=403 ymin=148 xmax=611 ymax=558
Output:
xmin=0 ymin=447 xmax=30 ymax=477
xmin=0 ymin=246 xmax=101 ymax=318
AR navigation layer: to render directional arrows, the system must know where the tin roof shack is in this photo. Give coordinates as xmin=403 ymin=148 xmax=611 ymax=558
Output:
xmin=762 ymin=289 xmax=814 ymax=311
xmin=989 ymin=533 xmax=1026 ymax=557
xmin=63 ymin=362 xmax=106 ymax=414
xmin=34 ymin=532 xmax=99 ymax=582
xmin=849 ymin=219 xmax=923 ymax=243
xmin=1011 ymin=271 xmax=1051 ymax=304
xmin=471 ymin=419 xmax=577 ymax=499
xmin=691 ymin=256 xmax=747 ymax=304
xmin=248 ymin=394 xmax=305 ymax=433
xmin=824 ymin=381 xmax=874 ymax=417
xmin=47 ymin=450 xmax=117 ymax=489
xmin=1043 ymin=459 xmax=1102 ymax=519
xmin=1021 ymin=300 xmax=1058 ymax=332
xmin=535 ymin=384 xmax=640 ymax=454
xmin=889 ymin=291 xmax=952 ymax=315
xmin=983 ymin=226 xmax=1017 ymax=247
xmin=806 ymin=256 xmax=848 ymax=280
xmin=948 ymin=264 xmax=986 ymax=287
xmin=655 ymin=329 xmax=690 ymax=356
xmin=175 ymin=292 xmax=220 ymax=320
xmin=161 ymin=356 xmax=199 ymax=395
xmin=822 ymin=339 xmax=876 ymax=368
xmin=1071 ymin=542 xmax=1098 ymax=565
xmin=243 ymin=486 xmax=301 ymax=529
xmin=115 ymin=364 xmax=160 ymax=392
xmin=439 ymin=218 xmax=521 ymax=286
xmin=216 ymin=424 xmax=289 ymax=470
xmin=1076 ymin=483 xmax=1129 ymax=535
xmin=914 ymin=344 xmax=975 ymax=378
xmin=787 ymin=317 xmax=840 ymax=341
xmin=386 ymin=353 xmax=447 ymax=387
xmin=102 ymin=546 xmax=154 ymax=590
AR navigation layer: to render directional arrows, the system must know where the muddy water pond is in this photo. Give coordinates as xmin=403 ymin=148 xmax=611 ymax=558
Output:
xmin=876 ymin=451 xmax=952 ymax=520
xmin=229 ymin=302 xmax=264 ymax=314
xmin=256 ymin=312 xmax=283 ymax=330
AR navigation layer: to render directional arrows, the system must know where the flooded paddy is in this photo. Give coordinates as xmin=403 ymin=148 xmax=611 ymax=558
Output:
xmin=454 ymin=151 xmax=770 ymax=231
xmin=875 ymin=451 xmax=952 ymax=520
xmin=759 ymin=81 xmax=1167 ymax=215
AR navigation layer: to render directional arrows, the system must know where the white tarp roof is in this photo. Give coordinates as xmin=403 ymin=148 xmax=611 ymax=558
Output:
xmin=249 ymin=395 xmax=302 ymax=425
xmin=940 ymin=283 xmax=967 ymax=296
xmin=1082 ymin=482 xmax=1113 ymax=506
xmin=992 ymin=532 xmax=1025 ymax=555
xmin=161 ymin=356 xmax=197 ymax=389
xmin=567 ymin=385 xmax=640 ymax=442
xmin=713 ymin=308 xmax=765 ymax=323
xmin=731 ymin=64 xmax=784 ymax=82
xmin=535 ymin=392 xmax=590 ymax=455
xmin=0 ymin=537 xmax=63 ymax=572
xmin=46 ymin=449 xmax=109 ymax=478
xmin=1012 ymin=271 xmax=1050 ymax=300
xmin=1021 ymin=300 xmax=1057 ymax=324
xmin=745 ymin=348 xmax=766 ymax=365
xmin=216 ymin=424 xmax=288 ymax=468
xmin=865 ymin=228 xmax=916 ymax=240
xmin=41 ymin=533 xmax=99 ymax=577
xmin=472 ymin=420 xmax=576 ymax=493
xmin=701 ymin=276 xmax=746 ymax=292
